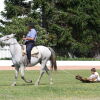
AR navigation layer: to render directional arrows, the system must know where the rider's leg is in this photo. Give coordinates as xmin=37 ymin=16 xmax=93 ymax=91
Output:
xmin=26 ymin=43 xmax=34 ymax=64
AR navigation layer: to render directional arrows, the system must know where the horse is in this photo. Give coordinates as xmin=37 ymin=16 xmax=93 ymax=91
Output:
xmin=0 ymin=34 xmax=57 ymax=86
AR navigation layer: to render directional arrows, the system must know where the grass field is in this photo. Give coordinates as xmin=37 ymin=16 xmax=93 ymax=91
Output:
xmin=0 ymin=70 xmax=100 ymax=100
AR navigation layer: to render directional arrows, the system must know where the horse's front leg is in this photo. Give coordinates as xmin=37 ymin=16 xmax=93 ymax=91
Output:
xmin=20 ymin=65 xmax=32 ymax=83
xmin=11 ymin=67 xmax=19 ymax=86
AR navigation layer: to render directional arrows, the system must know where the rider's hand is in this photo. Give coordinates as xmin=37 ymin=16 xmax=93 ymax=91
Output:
xmin=23 ymin=38 xmax=27 ymax=40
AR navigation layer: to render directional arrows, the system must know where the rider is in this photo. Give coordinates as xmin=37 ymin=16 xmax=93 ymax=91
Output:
xmin=23 ymin=22 xmax=37 ymax=66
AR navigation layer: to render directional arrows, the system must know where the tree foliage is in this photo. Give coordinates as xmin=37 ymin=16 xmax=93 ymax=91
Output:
xmin=49 ymin=0 xmax=100 ymax=57
xmin=0 ymin=0 xmax=100 ymax=57
xmin=1 ymin=0 xmax=31 ymax=19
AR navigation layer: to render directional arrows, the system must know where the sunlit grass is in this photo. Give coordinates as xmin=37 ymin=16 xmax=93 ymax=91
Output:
xmin=0 ymin=70 xmax=100 ymax=100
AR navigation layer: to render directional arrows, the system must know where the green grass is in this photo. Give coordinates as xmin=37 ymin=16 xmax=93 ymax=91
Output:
xmin=56 ymin=56 xmax=100 ymax=61
xmin=0 ymin=58 xmax=12 ymax=60
xmin=0 ymin=70 xmax=100 ymax=100
xmin=0 ymin=57 xmax=99 ymax=61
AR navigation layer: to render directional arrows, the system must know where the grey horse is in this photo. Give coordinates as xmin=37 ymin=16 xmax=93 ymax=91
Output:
xmin=0 ymin=34 xmax=57 ymax=86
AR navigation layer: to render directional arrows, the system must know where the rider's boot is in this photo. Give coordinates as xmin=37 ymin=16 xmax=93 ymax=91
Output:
xmin=27 ymin=59 xmax=32 ymax=67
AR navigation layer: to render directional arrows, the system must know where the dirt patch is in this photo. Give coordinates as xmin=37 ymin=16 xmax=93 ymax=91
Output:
xmin=0 ymin=65 xmax=100 ymax=70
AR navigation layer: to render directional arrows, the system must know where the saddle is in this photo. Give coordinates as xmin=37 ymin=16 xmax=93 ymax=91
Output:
xmin=21 ymin=45 xmax=39 ymax=57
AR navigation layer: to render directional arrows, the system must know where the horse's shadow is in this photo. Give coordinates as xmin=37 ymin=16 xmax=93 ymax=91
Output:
xmin=17 ymin=83 xmax=49 ymax=86
xmin=0 ymin=83 xmax=33 ymax=86
xmin=0 ymin=83 xmax=49 ymax=86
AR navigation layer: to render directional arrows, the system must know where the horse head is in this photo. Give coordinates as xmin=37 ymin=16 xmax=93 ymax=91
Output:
xmin=0 ymin=34 xmax=16 ymax=45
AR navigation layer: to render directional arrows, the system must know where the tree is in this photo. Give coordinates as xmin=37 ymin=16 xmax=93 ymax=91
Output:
xmin=47 ymin=0 xmax=100 ymax=57
xmin=32 ymin=0 xmax=55 ymax=28
xmin=1 ymin=16 xmax=56 ymax=46
xmin=1 ymin=0 xmax=31 ymax=19
xmin=0 ymin=0 xmax=56 ymax=46
xmin=0 ymin=0 xmax=100 ymax=57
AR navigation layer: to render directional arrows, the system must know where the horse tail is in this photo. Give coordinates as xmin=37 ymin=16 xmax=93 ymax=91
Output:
xmin=48 ymin=47 xmax=57 ymax=71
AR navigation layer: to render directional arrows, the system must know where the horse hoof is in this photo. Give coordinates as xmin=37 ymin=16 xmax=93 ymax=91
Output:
xmin=29 ymin=80 xmax=32 ymax=83
xmin=35 ymin=82 xmax=39 ymax=86
xmin=11 ymin=83 xmax=16 ymax=86
xmin=50 ymin=82 xmax=53 ymax=85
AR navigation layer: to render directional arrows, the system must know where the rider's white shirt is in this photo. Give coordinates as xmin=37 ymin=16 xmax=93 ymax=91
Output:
xmin=89 ymin=72 xmax=100 ymax=81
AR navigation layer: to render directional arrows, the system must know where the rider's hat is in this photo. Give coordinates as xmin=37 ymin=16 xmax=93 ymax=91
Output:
xmin=27 ymin=22 xmax=35 ymax=28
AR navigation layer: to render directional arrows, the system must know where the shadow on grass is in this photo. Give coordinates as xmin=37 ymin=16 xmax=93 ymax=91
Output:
xmin=0 ymin=83 xmax=50 ymax=87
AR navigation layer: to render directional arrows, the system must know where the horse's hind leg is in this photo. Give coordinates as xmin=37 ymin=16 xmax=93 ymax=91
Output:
xmin=35 ymin=69 xmax=45 ymax=86
xmin=45 ymin=66 xmax=53 ymax=85
xmin=20 ymin=66 xmax=32 ymax=83
xmin=11 ymin=67 xmax=19 ymax=86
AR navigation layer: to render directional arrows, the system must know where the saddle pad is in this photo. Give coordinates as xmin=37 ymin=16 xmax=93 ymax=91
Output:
xmin=31 ymin=47 xmax=39 ymax=55
xmin=22 ymin=45 xmax=39 ymax=56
